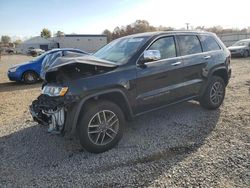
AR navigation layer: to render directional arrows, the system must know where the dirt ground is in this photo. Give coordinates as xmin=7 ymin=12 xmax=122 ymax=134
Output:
xmin=0 ymin=55 xmax=249 ymax=187
xmin=0 ymin=55 xmax=41 ymax=129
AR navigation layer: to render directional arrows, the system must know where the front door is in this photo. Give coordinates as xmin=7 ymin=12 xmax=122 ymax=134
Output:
xmin=135 ymin=36 xmax=184 ymax=114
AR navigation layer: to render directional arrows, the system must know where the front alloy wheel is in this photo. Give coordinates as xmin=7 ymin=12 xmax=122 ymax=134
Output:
xmin=78 ymin=100 xmax=124 ymax=153
xmin=243 ymin=50 xmax=249 ymax=58
xmin=23 ymin=71 xmax=38 ymax=84
xmin=88 ymin=110 xmax=119 ymax=146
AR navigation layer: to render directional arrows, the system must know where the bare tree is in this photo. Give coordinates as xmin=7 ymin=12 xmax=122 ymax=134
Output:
xmin=102 ymin=29 xmax=112 ymax=43
xmin=55 ymin=31 xmax=65 ymax=37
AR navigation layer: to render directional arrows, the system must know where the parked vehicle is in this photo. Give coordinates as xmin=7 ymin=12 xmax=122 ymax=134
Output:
xmin=6 ymin=48 xmax=15 ymax=55
xmin=228 ymin=39 xmax=250 ymax=57
xmin=28 ymin=48 xmax=45 ymax=57
xmin=30 ymin=31 xmax=231 ymax=153
xmin=8 ymin=48 xmax=88 ymax=84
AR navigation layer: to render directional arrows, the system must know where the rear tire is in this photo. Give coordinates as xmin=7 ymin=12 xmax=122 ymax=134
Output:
xmin=78 ymin=100 xmax=124 ymax=153
xmin=199 ymin=76 xmax=226 ymax=110
xmin=23 ymin=71 xmax=38 ymax=84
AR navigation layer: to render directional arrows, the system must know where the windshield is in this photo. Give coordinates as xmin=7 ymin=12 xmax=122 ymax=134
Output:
xmin=232 ymin=41 xmax=249 ymax=46
xmin=93 ymin=36 xmax=148 ymax=64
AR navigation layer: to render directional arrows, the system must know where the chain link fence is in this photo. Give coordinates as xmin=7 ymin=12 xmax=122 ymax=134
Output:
xmin=217 ymin=32 xmax=250 ymax=47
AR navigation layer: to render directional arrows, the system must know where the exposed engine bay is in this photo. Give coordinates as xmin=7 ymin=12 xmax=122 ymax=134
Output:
xmin=30 ymin=55 xmax=118 ymax=134
xmin=45 ymin=63 xmax=115 ymax=83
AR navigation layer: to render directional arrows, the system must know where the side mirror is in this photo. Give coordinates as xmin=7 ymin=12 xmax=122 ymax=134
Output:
xmin=142 ymin=50 xmax=161 ymax=63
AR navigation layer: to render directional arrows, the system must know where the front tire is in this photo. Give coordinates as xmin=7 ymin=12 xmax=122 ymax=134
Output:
xmin=243 ymin=50 xmax=249 ymax=58
xmin=78 ymin=100 xmax=124 ymax=153
xmin=199 ymin=76 xmax=226 ymax=110
xmin=23 ymin=71 xmax=38 ymax=84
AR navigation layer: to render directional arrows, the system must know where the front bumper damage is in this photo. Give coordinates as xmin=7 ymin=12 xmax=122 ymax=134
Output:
xmin=30 ymin=94 xmax=77 ymax=134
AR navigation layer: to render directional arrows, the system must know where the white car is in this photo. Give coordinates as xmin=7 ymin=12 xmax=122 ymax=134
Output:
xmin=28 ymin=48 xmax=45 ymax=57
xmin=228 ymin=39 xmax=250 ymax=57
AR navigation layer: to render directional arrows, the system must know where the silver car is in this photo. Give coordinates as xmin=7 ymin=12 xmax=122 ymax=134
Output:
xmin=228 ymin=39 xmax=250 ymax=57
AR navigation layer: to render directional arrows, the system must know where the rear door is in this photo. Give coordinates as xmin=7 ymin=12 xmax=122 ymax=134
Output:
xmin=198 ymin=34 xmax=224 ymax=69
xmin=135 ymin=35 xmax=184 ymax=113
xmin=175 ymin=34 xmax=207 ymax=98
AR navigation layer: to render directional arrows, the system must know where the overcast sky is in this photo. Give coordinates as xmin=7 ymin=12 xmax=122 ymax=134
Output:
xmin=0 ymin=0 xmax=250 ymax=40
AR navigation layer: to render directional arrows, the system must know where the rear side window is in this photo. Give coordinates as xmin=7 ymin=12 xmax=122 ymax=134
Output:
xmin=199 ymin=35 xmax=221 ymax=51
xmin=177 ymin=35 xmax=202 ymax=56
xmin=148 ymin=36 xmax=176 ymax=59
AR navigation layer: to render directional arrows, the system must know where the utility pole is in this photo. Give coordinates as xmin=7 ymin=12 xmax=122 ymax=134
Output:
xmin=185 ymin=23 xmax=190 ymax=30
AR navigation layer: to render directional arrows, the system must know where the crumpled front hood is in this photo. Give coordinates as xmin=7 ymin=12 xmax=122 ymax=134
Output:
xmin=47 ymin=55 xmax=118 ymax=71
xmin=228 ymin=46 xmax=246 ymax=50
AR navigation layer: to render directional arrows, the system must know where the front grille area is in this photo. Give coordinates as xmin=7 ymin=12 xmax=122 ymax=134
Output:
xmin=32 ymin=95 xmax=65 ymax=111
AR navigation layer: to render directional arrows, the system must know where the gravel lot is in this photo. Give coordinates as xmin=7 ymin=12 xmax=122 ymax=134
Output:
xmin=0 ymin=55 xmax=249 ymax=187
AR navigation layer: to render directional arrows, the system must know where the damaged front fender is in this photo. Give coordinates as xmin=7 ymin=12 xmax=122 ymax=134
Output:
xmin=30 ymin=94 xmax=78 ymax=134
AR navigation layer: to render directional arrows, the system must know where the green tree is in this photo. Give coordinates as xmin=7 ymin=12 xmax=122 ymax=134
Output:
xmin=13 ymin=39 xmax=22 ymax=46
xmin=40 ymin=28 xmax=51 ymax=38
xmin=1 ymin=35 xmax=11 ymax=44
xmin=55 ymin=30 xmax=64 ymax=37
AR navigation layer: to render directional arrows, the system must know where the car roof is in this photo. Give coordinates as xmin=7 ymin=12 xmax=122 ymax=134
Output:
xmin=48 ymin=48 xmax=85 ymax=52
xmin=238 ymin=39 xmax=250 ymax=42
xmin=120 ymin=30 xmax=214 ymax=39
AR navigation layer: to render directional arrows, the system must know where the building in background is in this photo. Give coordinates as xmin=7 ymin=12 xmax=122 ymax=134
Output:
xmin=54 ymin=34 xmax=107 ymax=53
xmin=16 ymin=34 xmax=107 ymax=54
xmin=16 ymin=36 xmax=57 ymax=54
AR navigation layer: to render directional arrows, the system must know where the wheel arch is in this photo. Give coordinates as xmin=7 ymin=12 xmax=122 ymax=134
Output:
xmin=211 ymin=68 xmax=229 ymax=85
xmin=199 ymin=67 xmax=229 ymax=98
xmin=21 ymin=70 xmax=40 ymax=81
xmin=71 ymin=89 xmax=133 ymax=135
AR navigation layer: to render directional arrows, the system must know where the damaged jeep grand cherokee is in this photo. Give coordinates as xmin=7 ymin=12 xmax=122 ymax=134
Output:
xmin=30 ymin=31 xmax=231 ymax=153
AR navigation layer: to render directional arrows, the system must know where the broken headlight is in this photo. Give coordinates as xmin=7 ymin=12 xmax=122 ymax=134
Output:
xmin=42 ymin=86 xmax=68 ymax=97
xmin=9 ymin=66 xmax=19 ymax=72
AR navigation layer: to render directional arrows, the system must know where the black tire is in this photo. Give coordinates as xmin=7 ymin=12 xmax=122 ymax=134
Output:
xmin=199 ymin=76 xmax=226 ymax=110
xmin=31 ymin=52 xmax=38 ymax=57
xmin=78 ymin=100 xmax=125 ymax=153
xmin=23 ymin=71 xmax=38 ymax=84
xmin=243 ymin=50 xmax=249 ymax=58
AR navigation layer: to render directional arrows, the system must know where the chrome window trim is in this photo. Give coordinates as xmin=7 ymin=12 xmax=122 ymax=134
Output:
xmin=136 ymin=34 xmax=178 ymax=65
xmin=136 ymin=33 xmax=225 ymax=66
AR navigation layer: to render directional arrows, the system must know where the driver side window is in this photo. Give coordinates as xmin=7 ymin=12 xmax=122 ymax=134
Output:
xmin=148 ymin=36 xmax=176 ymax=60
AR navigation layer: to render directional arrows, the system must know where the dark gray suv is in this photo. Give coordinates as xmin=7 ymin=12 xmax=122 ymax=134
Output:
xmin=30 ymin=31 xmax=231 ymax=153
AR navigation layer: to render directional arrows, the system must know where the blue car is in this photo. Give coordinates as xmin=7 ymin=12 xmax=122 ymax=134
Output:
xmin=8 ymin=48 xmax=88 ymax=84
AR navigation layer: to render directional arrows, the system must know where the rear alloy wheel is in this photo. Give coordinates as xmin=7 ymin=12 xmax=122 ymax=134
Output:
xmin=199 ymin=76 xmax=225 ymax=110
xmin=23 ymin=71 xmax=38 ymax=84
xmin=78 ymin=100 xmax=124 ymax=153
xmin=209 ymin=81 xmax=224 ymax=105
